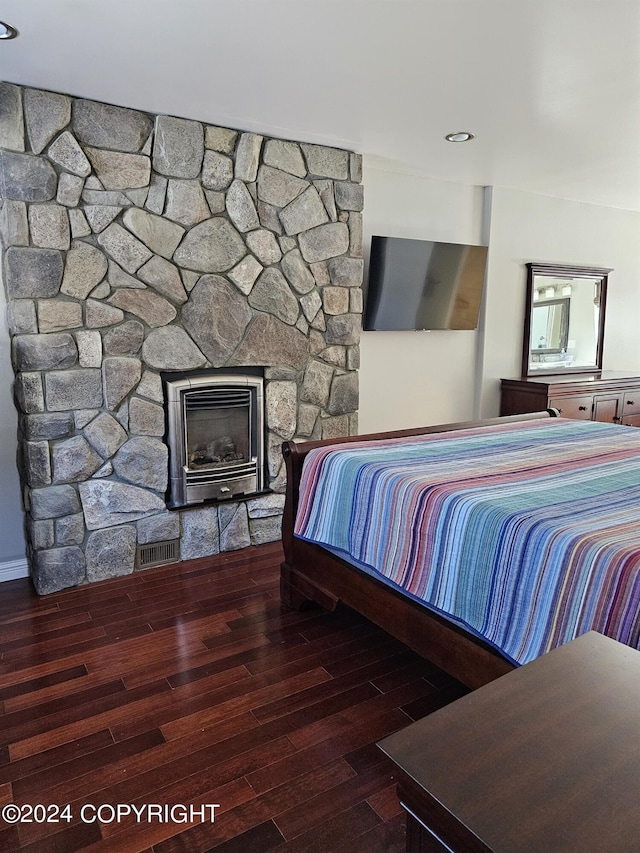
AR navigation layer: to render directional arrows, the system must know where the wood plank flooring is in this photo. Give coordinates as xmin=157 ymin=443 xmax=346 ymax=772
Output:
xmin=0 ymin=541 xmax=468 ymax=852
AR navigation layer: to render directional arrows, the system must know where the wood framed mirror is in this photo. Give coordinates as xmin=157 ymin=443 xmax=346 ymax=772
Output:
xmin=522 ymin=263 xmax=611 ymax=377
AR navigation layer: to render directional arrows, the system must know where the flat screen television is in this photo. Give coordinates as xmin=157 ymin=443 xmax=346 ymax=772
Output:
xmin=363 ymin=235 xmax=488 ymax=331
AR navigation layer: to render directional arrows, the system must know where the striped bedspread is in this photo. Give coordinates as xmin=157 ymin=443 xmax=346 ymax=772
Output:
xmin=294 ymin=418 xmax=640 ymax=664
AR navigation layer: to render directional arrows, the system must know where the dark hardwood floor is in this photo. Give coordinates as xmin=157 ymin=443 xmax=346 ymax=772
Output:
xmin=0 ymin=541 xmax=468 ymax=853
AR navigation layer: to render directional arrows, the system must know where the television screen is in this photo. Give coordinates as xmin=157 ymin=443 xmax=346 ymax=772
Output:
xmin=363 ymin=236 xmax=488 ymax=331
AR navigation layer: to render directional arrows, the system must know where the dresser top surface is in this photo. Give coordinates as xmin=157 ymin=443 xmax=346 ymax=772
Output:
xmin=502 ymin=370 xmax=640 ymax=388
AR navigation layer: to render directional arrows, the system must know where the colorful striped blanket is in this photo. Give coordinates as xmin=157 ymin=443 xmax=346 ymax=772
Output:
xmin=294 ymin=418 xmax=640 ymax=664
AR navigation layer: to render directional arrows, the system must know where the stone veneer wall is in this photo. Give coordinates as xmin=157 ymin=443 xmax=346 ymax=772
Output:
xmin=0 ymin=83 xmax=363 ymax=594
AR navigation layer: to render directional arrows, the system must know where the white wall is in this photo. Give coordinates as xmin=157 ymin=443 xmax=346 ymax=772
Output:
xmin=478 ymin=187 xmax=640 ymax=416
xmin=0 ymin=280 xmax=29 ymax=576
xmin=359 ymin=162 xmax=486 ymax=433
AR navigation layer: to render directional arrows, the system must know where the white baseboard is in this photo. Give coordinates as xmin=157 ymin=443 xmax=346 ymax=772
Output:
xmin=0 ymin=558 xmax=30 ymax=582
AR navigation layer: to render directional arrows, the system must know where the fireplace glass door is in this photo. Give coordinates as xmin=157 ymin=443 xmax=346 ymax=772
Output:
xmin=185 ymin=387 xmax=251 ymax=471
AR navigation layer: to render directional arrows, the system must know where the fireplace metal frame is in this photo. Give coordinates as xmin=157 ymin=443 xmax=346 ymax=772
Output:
xmin=164 ymin=372 xmax=265 ymax=508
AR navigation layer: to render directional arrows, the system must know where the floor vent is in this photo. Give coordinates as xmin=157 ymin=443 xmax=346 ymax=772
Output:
xmin=136 ymin=539 xmax=179 ymax=570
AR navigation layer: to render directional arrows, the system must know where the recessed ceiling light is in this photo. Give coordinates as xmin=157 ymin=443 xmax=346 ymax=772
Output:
xmin=445 ymin=132 xmax=475 ymax=143
xmin=0 ymin=20 xmax=18 ymax=39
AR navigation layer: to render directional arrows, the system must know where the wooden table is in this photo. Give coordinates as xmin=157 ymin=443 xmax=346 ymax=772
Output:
xmin=378 ymin=632 xmax=640 ymax=852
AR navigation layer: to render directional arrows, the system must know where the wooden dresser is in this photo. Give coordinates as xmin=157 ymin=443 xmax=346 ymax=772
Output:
xmin=500 ymin=371 xmax=640 ymax=426
xmin=378 ymin=633 xmax=640 ymax=853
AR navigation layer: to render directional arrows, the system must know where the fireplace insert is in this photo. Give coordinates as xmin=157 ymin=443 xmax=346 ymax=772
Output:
xmin=163 ymin=370 xmax=265 ymax=508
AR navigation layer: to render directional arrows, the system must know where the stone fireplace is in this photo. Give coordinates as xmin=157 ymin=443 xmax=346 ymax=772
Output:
xmin=0 ymin=82 xmax=363 ymax=594
xmin=164 ymin=368 xmax=265 ymax=508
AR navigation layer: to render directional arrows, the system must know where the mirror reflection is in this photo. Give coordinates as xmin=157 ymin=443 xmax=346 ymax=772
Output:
xmin=523 ymin=263 xmax=610 ymax=376
xmin=531 ymin=297 xmax=570 ymax=355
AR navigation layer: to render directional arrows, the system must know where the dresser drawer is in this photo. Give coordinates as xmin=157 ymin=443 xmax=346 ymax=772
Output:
xmin=622 ymin=413 xmax=640 ymax=428
xmin=548 ymin=394 xmax=593 ymax=420
xmin=623 ymin=391 xmax=640 ymax=416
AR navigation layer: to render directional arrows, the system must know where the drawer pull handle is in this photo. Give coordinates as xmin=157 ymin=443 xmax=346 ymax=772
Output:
xmin=627 ymin=400 xmax=635 ymax=406
xmin=578 ymin=406 xmax=587 ymax=411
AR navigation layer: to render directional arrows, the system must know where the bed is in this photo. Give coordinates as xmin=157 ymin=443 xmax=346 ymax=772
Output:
xmin=280 ymin=411 xmax=640 ymax=688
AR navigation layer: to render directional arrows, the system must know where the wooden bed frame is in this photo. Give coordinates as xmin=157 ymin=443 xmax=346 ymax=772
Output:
xmin=280 ymin=410 xmax=558 ymax=689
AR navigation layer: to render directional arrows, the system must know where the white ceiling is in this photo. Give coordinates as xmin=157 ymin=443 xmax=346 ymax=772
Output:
xmin=2 ymin=0 xmax=640 ymax=211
